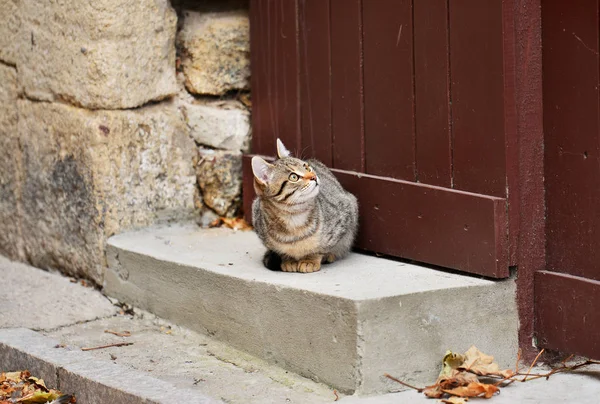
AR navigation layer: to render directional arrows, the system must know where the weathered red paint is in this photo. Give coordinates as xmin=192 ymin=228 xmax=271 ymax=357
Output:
xmin=298 ymin=0 xmax=333 ymax=166
xmin=363 ymin=0 xmax=415 ymax=180
xmin=330 ymin=0 xmax=364 ymax=172
xmin=537 ymin=0 xmax=600 ymax=359
xmin=535 ymin=271 xmax=600 ymax=358
xmin=413 ymin=0 xmax=452 ymax=188
xmin=514 ymin=0 xmax=544 ymax=361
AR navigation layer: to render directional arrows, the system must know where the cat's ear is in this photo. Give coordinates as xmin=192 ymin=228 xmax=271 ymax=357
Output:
xmin=251 ymin=156 xmax=273 ymax=185
xmin=276 ymin=138 xmax=291 ymax=159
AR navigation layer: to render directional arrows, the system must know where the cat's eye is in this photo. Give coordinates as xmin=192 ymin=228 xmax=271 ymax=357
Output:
xmin=306 ymin=166 xmax=312 ymax=172
xmin=289 ymin=173 xmax=299 ymax=181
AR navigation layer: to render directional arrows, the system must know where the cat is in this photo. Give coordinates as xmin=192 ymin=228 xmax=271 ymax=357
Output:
xmin=251 ymin=139 xmax=359 ymax=273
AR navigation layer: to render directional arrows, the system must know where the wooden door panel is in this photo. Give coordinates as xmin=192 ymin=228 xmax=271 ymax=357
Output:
xmin=363 ymin=0 xmax=415 ymax=180
xmin=249 ymin=0 xmax=299 ymax=155
xmin=449 ymin=0 xmax=507 ymax=197
xmin=413 ymin=0 xmax=452 ymax=188
xmin=299 ymin=0 xmax=333 ymax=166
xmin=543 ymin=0 xmax=600 ymax=281
xmin=248 ymin=0 xmax=513 ymax=278
xmin=330 ymin=0 xmax=364 ymax=172
xmin=243 ymin=155 xmax=508 ymax=278
xmin=535 ymin=271 xmax=600 ymax=358
xmin=538 ymin=0 xmax=600 ymax=358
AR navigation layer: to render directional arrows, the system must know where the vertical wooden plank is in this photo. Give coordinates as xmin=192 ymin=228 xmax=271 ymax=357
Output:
xmin=249 ymin=0 xmax=267 ymax=155
xmin=502 ymin=0 xmax=518 ymax=266
xmin=363 ymin=0 xmax=415 ymax=180
xmin=330 ymin=0 xmax=364 ymax=172
xmin=413 ymin=0 xmax=451 ymax=187
xmin=298 ymin=0 xmax=332 ymax=165
xmin=449 ymin=0 xmax=506 ymax=197
xmin=249 ymin=0 xmax=300 ymax=157
xmin=543 ymin=0 xmax=600 ymax=281
xmin=513 ymin=0 xmax=544 ymax=361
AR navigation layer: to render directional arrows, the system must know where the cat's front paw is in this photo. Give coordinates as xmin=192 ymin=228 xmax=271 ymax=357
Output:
xmin=281 ymin=256 xmax=322 ymax=273
xmin=298 ymin=260 xmax=321 ymax=273
xmin=281 ymin=260 xmax=299 ymax=272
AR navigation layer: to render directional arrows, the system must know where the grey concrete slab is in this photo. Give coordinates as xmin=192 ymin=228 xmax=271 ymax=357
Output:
xmin=105 ymin=223 xmax=519 ymax=395
xmin=47 ymin=312 xmax=339 ymax=404
xmin=0 ymin=328 xmax=219 ymax=404
xmin=0 ymin=255 xmax=117 ymax=330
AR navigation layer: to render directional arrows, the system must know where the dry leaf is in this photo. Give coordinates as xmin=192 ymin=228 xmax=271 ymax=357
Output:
xmin=440 ymin=350 xmax=466 ymax=377
xmin=221 ymin=217 xmax=253 ymax=231
xmin=1 ymin=370 xmax=74 ymax=403
xmin=459 ymin=346 xmax=514 ymax=378
xmin=443 ymin=382 xmax=499 ymax=399
xmin=17 ymin=391 xmax=60 ymax=403
xmin=423 ymin=384 xmax=444 ymax=398
xmin=441 ymin=397 xmax=469 ymax=404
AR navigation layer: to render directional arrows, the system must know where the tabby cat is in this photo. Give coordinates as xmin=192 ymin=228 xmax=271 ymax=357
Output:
xmin=251 ymin=139 xmax=359 ymax=273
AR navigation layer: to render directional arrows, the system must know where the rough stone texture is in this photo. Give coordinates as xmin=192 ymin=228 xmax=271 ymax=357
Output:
xmin=178 ymin=9 xmax=250 ymax=95
xmin=18 ymin=99 xmax=197 ymax=283
xmin=105 ymin=223 xmax=519 ymax=395
xmin=18 ymin=0 xmax=178 ymax=109
xmin=0 ymin=64 xmax=22 ymax=260
xmin=196 ymin=149 xmax=242 ymax=217
xmin=48 ymin=314 xmax=337 ymax=403
xmin=178 ymin=95 xmax=251 ymax=152
xmin=0 ymin=0 xmax=20 ymax=65
xmin=0 ymin=256 xmax=117 ymax=330
xmin=0 ymin=329 xmax=218 ymax=404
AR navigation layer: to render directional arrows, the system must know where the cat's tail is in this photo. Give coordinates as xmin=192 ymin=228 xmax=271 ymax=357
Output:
xmin=262 ymin=250 xmax=282 ymax=271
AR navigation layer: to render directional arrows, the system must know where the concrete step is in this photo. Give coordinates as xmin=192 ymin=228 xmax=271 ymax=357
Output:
xmin=104 ymin=222 xmax=518 ymax=395
xmin=0 ymin=255 xmax=340 ymax=403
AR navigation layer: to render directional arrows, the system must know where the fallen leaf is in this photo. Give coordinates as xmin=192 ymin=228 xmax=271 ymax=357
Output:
xmin=221 ymin=217 xmax=253 ymax=231
xmin=459 ymin=346 xmax=514 ymax=378
xmin=441 ymin=397 xmax=469 ymax=404
xmin=423 ymin=384 xmax=443 ymax=398
xmin=208 ymin=218 xmax=222 ymax=228
xmin=438 ymin=371 xmax=479 ymax=390
xmin=442 ymin=382 xmax=499 ymax=399
xmin=17 ymin=391 xmax=60 ymax=403
xmin=440 ymin=350 xmax=466 ymax=378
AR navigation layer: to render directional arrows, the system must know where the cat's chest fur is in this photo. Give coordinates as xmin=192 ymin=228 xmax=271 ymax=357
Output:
xmin=259 ymin=202 xmax=323 ymax=259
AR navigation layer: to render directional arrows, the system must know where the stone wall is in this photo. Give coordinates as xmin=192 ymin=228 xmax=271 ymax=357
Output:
xmin=0 ymin=0 xmax=251 ymax=284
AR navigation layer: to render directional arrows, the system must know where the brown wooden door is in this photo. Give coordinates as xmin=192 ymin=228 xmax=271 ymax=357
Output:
xmin=536 ymin=0 xmax=600 ymax=358
xmin=244 ymin=0 xmax=518 ymax=278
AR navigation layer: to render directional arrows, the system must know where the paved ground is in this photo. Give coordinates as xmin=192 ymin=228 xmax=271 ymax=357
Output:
xmin=2 ymin=254 xmax=600 ymax=403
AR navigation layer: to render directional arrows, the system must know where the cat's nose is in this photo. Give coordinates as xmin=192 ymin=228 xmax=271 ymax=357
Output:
xmin=304 ymin=172 xmax=317 ymax=181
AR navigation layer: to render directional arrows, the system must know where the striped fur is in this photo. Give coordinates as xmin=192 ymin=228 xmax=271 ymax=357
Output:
xmin=251 ymin=140 xmax=358 ymax=273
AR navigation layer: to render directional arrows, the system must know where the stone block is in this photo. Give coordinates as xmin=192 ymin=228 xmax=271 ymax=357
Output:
xmin=179 ymin=97 xmax=250 ymax=151
xmin=18 ymin=100 xmax=197 ymax=283
xmin=178 ymin=10 xmax=250 ymax=95
xmin=18 ymin=0 xmax=178 ymax=109
xmin=0 ymin=0 xmax=20 ymax=65
xmin=0 ymin=329 xmax=218 ymax=404
xmin=196 ymin=149 xmax=242 ymax=217
xmin=105 ymin=224 xmax=519 ymax=395
xmin=0 ymin=64 xmax=22 ymax=260
xmin=0 ymin=256 xmax=118 ymax=330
